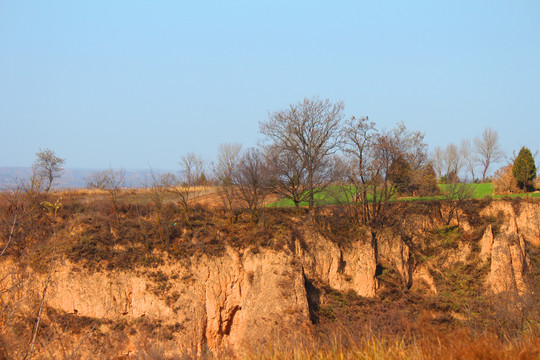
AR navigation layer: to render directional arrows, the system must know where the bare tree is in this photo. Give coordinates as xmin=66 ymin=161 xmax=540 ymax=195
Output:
xmin=266 ymin=144 xmax=310 ymax=209
xmin=439 ymin=181 xmax=475 ymax=225
xmin=260 ymin=97 xmax=345 ymax=210
xmin=341 ymin=116 xmax=376 ymax=223
xmin=475 ymin=127 xmax=505 ymax=182
xmin=173 ymin=153 xmax=204 ymax=222
xmin=86 ymin=168 xmax=125 ymax=219
xmin=156 ymin=172 xmax=177 ymax=188
xmin=367 ymin=128 xmax=404 ymax=226
xmin=214 ymin=143 xmax=242 ymax=219
xmin=32 ymin=148 xmax=65 ymax=192
xmin=443 ymin=143 xmax=464 ymax=183
xmin=460 ymin=138 xmax=477 ymax=182
xmin=391 ymin=121 xmax=428 ymax=170
xmin=341 ymin=125 xmax=402 ymax=228
xmin=342 ymin=119 xmax=428 ymax=228
xmin=148 ymin=170 xmax=177 ymax=242
xmin=234 ymin=148 xmax=269 ymax=223
xmin=431 ymin=146 xmax=445 ymax=180
xmin=432 ymin=142 xmax=469 ymax=183
xmin=86 ymin=168 xmax=125 ymax=194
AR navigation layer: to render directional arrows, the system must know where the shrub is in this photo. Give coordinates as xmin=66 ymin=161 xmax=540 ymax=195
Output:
xmin=492 ymin=164 xmax=520 ymax=195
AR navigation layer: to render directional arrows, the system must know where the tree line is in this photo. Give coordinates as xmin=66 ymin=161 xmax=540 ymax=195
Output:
xmin=27 ymin=97 xmax=538 ymax=224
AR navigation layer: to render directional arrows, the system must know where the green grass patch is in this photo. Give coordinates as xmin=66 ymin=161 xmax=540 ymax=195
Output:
xmin=269 ymin=183 xmax=539 ymax=207
xmin=268 ymin=185 xmax=364 ymax=207
xmin=437 ymin=182 xmax=493 ymax=198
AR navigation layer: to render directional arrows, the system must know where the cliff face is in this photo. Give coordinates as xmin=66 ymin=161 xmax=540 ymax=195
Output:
xmin=296 ymin=226 xmax=377 ymax=298
xmin=43 ymin=247 xmax=312 ymax=354
xmin=479 ymin=202 xmax=538 ymax=296
xmin=42 ymin=230 xmax=377 ymax=354
xmin=376 ymin=201 xmax=538 ymax=299
xmin=1 ymin=200 xmax=538 ymax=357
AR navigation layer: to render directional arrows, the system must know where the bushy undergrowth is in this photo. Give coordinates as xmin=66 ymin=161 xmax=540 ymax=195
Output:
xmin=0 ymin=191 xmax=304 ymax=272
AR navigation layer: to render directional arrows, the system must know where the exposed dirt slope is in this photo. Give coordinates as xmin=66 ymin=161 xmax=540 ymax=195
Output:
xmin=0 ymin=198 xmax=538 ymax=358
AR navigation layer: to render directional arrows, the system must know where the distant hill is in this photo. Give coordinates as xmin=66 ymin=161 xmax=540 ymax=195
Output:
xmin=0 ymin=167 xmax=174 ymax=190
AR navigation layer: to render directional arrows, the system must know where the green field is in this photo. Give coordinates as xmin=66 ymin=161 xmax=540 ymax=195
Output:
xmin=269 ymin=183 xmax=540 ymax=207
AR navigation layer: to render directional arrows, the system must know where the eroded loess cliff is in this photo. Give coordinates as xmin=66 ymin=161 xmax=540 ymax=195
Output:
xmin=0 ymin=198 xmax=538 ymax=358
xmin=378 ymin=201 xmax=539 ymax=298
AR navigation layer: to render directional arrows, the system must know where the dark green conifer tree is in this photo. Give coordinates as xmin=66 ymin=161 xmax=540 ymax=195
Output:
xmin=512 ymin=147 xmax=537 ymax=191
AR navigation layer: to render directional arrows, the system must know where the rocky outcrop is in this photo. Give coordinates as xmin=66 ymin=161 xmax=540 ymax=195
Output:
xmin=48 ymin=265 xmax=172 ymax=320
xmin=41 ymin=247 xmax=312 ymax=354
xmin=477 ymin=220 xmax=530 ymax=296
xmin=479 ymin=224 xmax=494 ymax=261
xmin=377 ymin=229 xmax=412 ymax=287
xmin=480 ymin=201 xmax=540 ymax=246
xmin=297 ymin=227 xmax=377 ymax=297
xmin=411 ymin=265 xmax=438 ymax=295
xmin=516 ymin=202 xmax=540 ymax=246
xmin=480 ymin=201 xmax=536 ymax=296
xmin=196 ymin=248 xmax=311 ymax=352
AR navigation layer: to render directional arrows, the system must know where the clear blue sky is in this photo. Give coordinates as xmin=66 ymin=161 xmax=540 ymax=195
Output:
xmin=1 ymin=1 xmax=539 ymax=170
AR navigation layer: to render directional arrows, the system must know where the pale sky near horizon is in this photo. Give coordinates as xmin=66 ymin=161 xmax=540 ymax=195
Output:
xmin=1 ymin=1 xmax=539 ymax=171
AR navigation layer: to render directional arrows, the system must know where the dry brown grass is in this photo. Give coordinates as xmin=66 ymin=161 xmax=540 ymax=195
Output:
xmin=24 ymin=186 xmax=282 ymax=210
xmin=239 ymin=327 xmax=539 ymax=360
xmin=51 ymin=188 xmax=109 ymax=196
